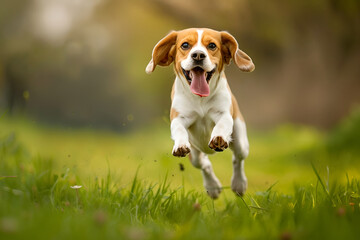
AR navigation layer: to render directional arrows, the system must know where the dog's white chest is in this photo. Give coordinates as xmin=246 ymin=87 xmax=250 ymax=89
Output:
xmin=188 ymin=113 xmax=216 ymax=154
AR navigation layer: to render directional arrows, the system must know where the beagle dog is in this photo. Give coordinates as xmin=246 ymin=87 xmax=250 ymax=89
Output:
xmin=146 ymin=28 xmax=255 ymax=199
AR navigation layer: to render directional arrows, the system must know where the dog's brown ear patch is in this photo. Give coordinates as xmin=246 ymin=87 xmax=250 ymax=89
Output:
xmin=146 ymin=31 xmax=178 ymax=74
xmin=221 ymin=32 xmax=255 ymax=72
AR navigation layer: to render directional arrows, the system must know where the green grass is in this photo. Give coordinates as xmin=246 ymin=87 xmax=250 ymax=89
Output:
xmin=1 ymin=111 xmax=360 ymax=239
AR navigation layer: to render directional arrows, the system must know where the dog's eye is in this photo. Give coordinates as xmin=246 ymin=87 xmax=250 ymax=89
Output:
xmin=181 ymin=42 xmax=190 ymax=50
xmin=208 ymin=43 xmax=217 ymax=50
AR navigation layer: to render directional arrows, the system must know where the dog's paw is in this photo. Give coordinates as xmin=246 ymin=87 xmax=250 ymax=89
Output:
xmin=209 ymin=136 xmax=229 ymax=152
xmin=231 ymin=176 xmax=248 ymax=197
xmin=172 ymin=143 xmax=191 ymax=157
xmin=204 ymin=177 xmax=222 ymax=199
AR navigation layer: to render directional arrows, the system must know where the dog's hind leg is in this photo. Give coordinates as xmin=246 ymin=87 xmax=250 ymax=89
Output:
xmin=229 ymin=118 xmax=249 ymax=196
xmin=189 ymin=147 xmax=222 ymax=199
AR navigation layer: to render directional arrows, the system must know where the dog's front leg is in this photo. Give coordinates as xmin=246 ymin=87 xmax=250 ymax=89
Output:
xmin=209 ymin=113 xmax=233 ymax=151
xmin=171 ymin=117 xmax=191 ymax=157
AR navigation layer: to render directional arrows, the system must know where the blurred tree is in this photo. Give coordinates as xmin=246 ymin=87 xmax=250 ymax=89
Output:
xmin=0 ymin=0 xmax=33 ymax=114
xmin=3 ymin=54 xmax=29 ymax=113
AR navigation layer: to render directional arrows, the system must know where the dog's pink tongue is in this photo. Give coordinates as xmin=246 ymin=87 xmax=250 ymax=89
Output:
xmin=190 ymin=69 xmax=210 ymax=97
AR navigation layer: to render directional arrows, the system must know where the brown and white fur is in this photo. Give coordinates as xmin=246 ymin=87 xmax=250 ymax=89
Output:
xmin=146 ymin=28 xmax=255 ymax=199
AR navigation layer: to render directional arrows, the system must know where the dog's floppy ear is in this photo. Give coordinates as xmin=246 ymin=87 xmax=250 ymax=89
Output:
xmin=221 ymin=32 xmax=255 ymax=72
xmin=146 ymin=31 xmax=178 ymax=74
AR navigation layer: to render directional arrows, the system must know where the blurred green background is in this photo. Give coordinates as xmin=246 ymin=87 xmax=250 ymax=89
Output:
xmin=0 ymin=0 xmax=359 ymax=192
xmin=1 ymin=0 xmax=359 ymax=129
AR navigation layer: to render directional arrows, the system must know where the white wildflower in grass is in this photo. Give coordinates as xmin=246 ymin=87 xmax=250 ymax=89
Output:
xmin=70 ymin=185 xmax=82 ymax=208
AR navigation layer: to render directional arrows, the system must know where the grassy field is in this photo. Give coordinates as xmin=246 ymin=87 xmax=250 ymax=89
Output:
xmin=1 ymin=110 xmax=360 ymax=239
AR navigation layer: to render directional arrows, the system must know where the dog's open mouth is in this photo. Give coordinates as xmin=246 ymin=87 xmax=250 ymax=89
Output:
xmin=182 ymin=67 xmax=215 ymax=97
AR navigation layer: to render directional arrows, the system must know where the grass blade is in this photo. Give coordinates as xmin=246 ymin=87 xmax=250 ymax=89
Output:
xmin=311 ymin=162 xmax=336 ymax=206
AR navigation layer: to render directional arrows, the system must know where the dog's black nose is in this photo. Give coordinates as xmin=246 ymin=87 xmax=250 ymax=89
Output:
xmin=191 ymin=51 xmax=206 ymax=61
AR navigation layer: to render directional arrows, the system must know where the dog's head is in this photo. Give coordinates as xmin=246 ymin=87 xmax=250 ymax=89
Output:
xmin=146 ymin=28 xmax=255 ymax=97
